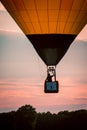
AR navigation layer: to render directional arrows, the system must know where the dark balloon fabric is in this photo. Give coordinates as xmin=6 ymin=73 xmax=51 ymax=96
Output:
xmin=27 ymin=34 xmax=76 ymax=65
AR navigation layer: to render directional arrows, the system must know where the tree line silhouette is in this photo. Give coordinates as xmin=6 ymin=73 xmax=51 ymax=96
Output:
xmin=0 ymin=104 xmax=87 ymax=130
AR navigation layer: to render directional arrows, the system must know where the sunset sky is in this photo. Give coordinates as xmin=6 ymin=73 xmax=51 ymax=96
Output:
xmin=0 ymin=2 xmax=87 ymax=113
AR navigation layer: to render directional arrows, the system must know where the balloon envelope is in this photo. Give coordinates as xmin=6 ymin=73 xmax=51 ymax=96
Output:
xmin=1 ymin=0 xmax=87 ymax=65
xmin=27 ymin=34 xmax=76 ymax=65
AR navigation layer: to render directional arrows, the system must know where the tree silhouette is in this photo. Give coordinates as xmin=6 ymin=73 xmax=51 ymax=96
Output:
xmin=0 ymin=111 xmax=15 ymax=130
xmin=15 ymin=105 xmax=36 ymax=130
xmin=0 ymin=105 xmax=87 ymax=130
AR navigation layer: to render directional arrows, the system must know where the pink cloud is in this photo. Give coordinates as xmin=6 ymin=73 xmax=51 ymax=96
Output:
xmin=0 ymin=77 xmax=87 ymax=113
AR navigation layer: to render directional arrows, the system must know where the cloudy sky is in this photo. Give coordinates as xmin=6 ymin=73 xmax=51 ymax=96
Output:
xmin=0 ymin=2 xmax=87 ymax=113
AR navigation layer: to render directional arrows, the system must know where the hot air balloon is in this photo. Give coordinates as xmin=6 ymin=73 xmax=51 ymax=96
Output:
xmin=1 ymin=0 xmax=87 ymax=93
